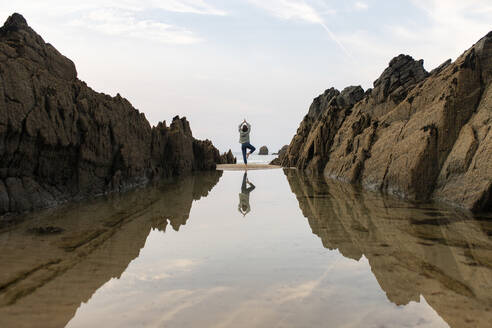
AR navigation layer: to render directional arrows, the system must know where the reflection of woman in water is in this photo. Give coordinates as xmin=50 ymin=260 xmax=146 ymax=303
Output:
xmin=238 ymin=172 xmax=255 ymax=216
xmin=238 ymin=119 xmax=256 ymax=165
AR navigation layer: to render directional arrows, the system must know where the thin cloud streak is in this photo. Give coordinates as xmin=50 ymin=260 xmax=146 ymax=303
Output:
xmin=150 ymin=0 xmax=227 ymax=16
xmin=247 ymin=0 xmax=353 ymax=59
xmin=319 ymin=22 xmax=354 ymax=60
xmin=247 ymin=0 xmax=323 ymax=23
xmin=1 ymin=0 xmax=227 ymax=44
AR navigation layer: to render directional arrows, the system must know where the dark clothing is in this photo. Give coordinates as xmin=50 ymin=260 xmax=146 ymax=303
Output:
xmin=241 ymin=142 xmax=256 ymax=164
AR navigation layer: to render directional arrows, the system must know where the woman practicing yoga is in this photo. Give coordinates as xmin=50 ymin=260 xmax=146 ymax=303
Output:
xmin=238 ymin=119 xmax=256 ymax=165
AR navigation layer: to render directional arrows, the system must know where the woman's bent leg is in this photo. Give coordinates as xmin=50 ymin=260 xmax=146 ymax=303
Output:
xmin=247 ymin=143 xmax=256 ymax=154
xmin=245 ymin=143 xmax=255 ymax=160
xmin=241 ymin=143 xmax=248 ymax=164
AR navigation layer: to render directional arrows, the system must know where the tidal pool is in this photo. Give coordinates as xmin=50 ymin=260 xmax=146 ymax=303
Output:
xmin=0 ymin=169 xmax=491 ymax=328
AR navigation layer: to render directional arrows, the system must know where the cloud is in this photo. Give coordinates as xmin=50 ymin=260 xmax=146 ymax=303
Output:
xmin=1 ymin=0 xmax=227 ymax=44
xmin=354 ymin=2 xmax=369 ymax=10
xmin=247 ymin=0 xmax=352 ymax=59
xmin=69 ymin=7 xmax=203 ymax=44
xmin=151 ymin=0 xmax=227 ymax=16
xmin=1 ymin=0 xmax=227 ymax=16
xmin=247 ymin=0 xmax=323 ymax=23
xmin=409 ymin=0 xmax=492 ymax=34
xmin=405 ymin=0 xmax=492 ymax=58
xmin=332 ymin=0 xmax=492 ymax=87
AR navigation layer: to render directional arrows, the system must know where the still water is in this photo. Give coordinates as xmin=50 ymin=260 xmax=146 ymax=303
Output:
xmin=0 ymin=168 xmax=491 ymax=328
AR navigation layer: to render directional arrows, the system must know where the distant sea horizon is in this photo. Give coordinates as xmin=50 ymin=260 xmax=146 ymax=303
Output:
xmin=231 ymin=152 xmax=276 ymax=164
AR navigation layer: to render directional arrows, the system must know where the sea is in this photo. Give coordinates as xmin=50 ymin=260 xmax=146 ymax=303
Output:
xmin=231 ymin=151 xmax=277 ymax=164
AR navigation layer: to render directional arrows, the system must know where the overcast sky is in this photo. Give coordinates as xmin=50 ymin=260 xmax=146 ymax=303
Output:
xmin=1 ymin=1 xmax=491 ymax=152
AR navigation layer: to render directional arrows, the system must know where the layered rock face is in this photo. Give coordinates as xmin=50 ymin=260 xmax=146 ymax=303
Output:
xmin=270 ymin=145 xmax=288 ymax=165
xmin=281 ymin=86 xmax=365 ymax=172
xmin=220 ymin=149 xmax=237 ymax=164
xmin=281 ymin=32 xmax=492 ymax=212
xmin=0 ymin=13 xmax=232 ymax=215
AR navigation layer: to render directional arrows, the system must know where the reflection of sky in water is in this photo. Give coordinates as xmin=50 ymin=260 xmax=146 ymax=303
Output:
xmin=67 ymin=170 xmax=449 ymax=328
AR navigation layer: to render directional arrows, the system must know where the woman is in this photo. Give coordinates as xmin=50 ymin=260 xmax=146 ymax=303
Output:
xmin=238 ymin=119 xmax=256 ymax=165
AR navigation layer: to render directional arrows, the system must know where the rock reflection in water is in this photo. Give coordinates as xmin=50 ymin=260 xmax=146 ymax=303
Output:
xmin=284 ymin=169 xmax=492 ymax=328
xmin=0 ymin=171 xmax=222 ymax=328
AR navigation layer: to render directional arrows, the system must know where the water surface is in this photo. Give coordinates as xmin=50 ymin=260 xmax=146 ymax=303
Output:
xmin=0 ymin=169 xmax=491 ymax=328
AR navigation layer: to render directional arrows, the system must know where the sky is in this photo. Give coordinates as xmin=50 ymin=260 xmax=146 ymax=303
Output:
xmin=1 ymin=1 xmax=491 ymax=152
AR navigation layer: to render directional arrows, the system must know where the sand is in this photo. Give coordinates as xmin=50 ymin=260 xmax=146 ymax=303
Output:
xmin=216 ymin=164 xmax=282 ymax=171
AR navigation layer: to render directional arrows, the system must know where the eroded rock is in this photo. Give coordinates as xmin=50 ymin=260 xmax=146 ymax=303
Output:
xmin=0 ymin=13 xmax=233 ymax=216
xmin=220 ymin=149 xmax=237 ymax=164
xmin=281 ymin=31 xmax=492 ymax=212
xmin=270 ymin=145 xmax=288 ymax=165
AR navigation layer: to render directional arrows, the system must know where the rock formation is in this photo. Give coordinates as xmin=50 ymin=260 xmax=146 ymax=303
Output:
xmin=220 ymin=149 xmax=237 ymax=164
xmin=278 ymin=144 xmax=288 ymax=155
xmin=270 ymin=145 xmax=288 ymax=165
xmin=0 ymin=13 xmax=233 ymax=216
xmin=285 ymin=170 xmax=492 ymax=328
xmin=281 ymin=31 xmax=492 ymax=212
xmin=258 ymin=146 xmax=268 ymax=155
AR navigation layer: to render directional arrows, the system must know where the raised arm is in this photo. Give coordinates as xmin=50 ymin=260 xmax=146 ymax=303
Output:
xmin=239 ymin=119 xmax=246 ymax=131
xmin=239 ymin=119 xmax=250 ymax=131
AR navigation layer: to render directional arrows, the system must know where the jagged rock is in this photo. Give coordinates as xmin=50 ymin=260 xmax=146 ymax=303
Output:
xmin=278 ymin=145 xmax=288 ymax=156
xmin=372 ymin=54 xmax=429 ymax=104
xmin=281 ymin=85 xmax=365 ymax=173
xmin=336 ymin=86 xmax=366 ymax=109
xmin=0 ymin=13 xmax=232 ymax=216
xmin=430 ymin=58 xmax=452 ymax=75
xmin=281 ymin=31 xmax=492 ymax=212
xmin=278 ymin=144 xmax=288 ymax=157
xmin=220 ymin=149 xmax=236 ymax=164
xmin=258 ymin=146 xmax=268 ymax=155
xmin=270 ymin=145 xmax=288 ymax=165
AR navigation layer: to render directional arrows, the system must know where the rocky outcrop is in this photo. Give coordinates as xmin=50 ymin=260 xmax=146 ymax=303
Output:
xmin=270 ymin=145 xmax=288 ymax=165
xmin=0 ymin=13 xmax=233 ymax=216
xmin=285 ymin=170 xmax=492 ymax=328
xmin=219 ymin=149 xmax=236 ymax=164
xmin=278 ymin=144 xmax=288 ymax=155
xmin=281 ymin=31 xmax=492 ymax=212
xmin=258 ymin=145 xmax=268 ymax=155
xmin=281 ymin=86 xmax=365 ymax=173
